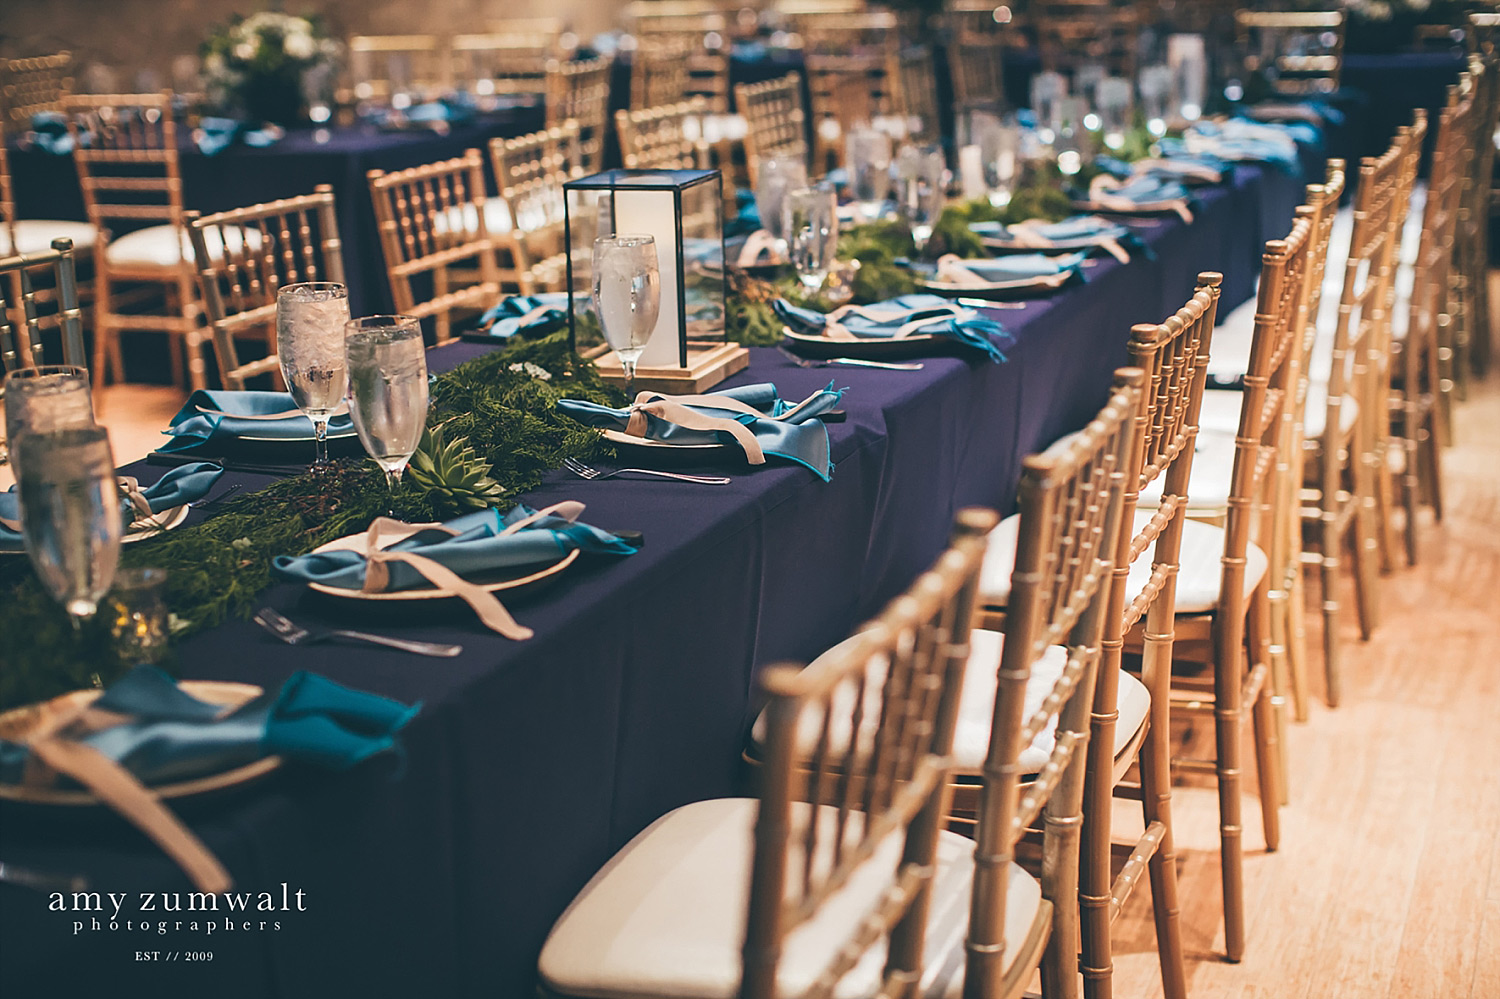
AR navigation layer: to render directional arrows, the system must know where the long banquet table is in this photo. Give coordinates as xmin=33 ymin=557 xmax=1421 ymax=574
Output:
xmin=0 ymin=158 xmax=1302 ymax=997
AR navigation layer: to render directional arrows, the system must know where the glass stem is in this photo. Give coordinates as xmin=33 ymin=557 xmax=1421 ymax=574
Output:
xmin=622 ymin=358 xmax=636 ymax=398
xmin=384 ymin=466 xmax=403 ymax=492
xmin=313 ymin=416 xmax=330 ymax=467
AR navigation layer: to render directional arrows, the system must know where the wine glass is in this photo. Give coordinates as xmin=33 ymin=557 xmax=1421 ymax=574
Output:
xmin=896 ymin=145 xmax=946 ymax=253
xmin=753 ymin=155 xmax=808 ymax=252
xmin=277 ymin=282 xmax=350 ymax=469
xmin=345 ymin=315 xmax=430 ymax=494
xmin=3 ymin=365 xmax=95 ymax=473
xmin=783 ymin=185 xmax=839 ymax=292
xmin=592 ymin=234 xmax=662 ymax=393
xmin=845 ymin=126 xmax=892 ymax=222
xmin=14 ymin=426 xmax=122 ymax=630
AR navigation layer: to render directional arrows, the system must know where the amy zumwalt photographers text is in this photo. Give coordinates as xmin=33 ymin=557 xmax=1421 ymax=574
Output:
xmin=49 ymin=884 xmax=307 ymax=935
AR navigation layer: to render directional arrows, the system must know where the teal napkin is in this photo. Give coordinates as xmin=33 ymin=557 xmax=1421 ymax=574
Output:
xmin=774 ymin=293 xmax=1011 ymax=362
xmin=270 ymin=504 xmax=641 ymax=592
xmin=1074 ymin=175 xmax=1192 ymax=207
xmin=0 ymin=462 xmax=223 ymax=551
xmin=27 ymin=111 xmax=75 ymax=155
xmin=161 ymin=390 xmax=355 ymax=457
xmin=477 ymin=293 xmax=570 ymax=338
xmin=0 ymin=666 xmax=421 ymax=788
xmin=557 ymin=382 xmax=842 ymax=479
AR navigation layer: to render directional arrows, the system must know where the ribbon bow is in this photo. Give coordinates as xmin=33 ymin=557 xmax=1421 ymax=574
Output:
xmin=1086 ymin=175 xmax=1195 ymax=223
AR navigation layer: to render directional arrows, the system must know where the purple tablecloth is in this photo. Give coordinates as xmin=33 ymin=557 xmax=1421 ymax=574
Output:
xmin=0 ymin=159 xmax=1302 ymax=997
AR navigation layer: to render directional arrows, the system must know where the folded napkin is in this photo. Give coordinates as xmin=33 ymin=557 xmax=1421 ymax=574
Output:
xmin=193 ymin=117 xmax=284 ymax=156
xmin=0 ymin=462 xmax=224 ymax=549
xmin=727 ymin=187 xmax=762 ymax=238
xmin=272 ymin=502 xmax=641 ymax=637
xmin=477 ymin=293 xmax=570 ymax=338
xmin=162 ymin=390 xmax=354 ymax=457
xmin=927 ymin=252 xmax=1089 ymax=293
xmin=774 ymin=293 xmax=1011 ymax=362
xmin=0 ymin=665 xmax=419 ymax=892
xmin=1133 ymin=150 xmax=1228 ymax=185
xmin=1174 ymin=120 xmax=1305 ymax=172
xmin=1076 ymin=175 xmax=1194 ymax=222
xmin=734 ymin=230 xmax=784 ymax=267
xmin=26 ymin=111 xmax=76 ymax=155
xmin=969 ymin=215 xmax=1142 ymax=264
xmin=558 ymin=383 xmax=842 ymax=479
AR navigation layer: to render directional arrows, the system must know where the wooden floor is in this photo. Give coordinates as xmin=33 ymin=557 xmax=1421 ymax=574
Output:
xmin=6 ymin=348 xmax=1499 ymax=999
xmin=1107 ymin=374 xmax=1500 ymax=999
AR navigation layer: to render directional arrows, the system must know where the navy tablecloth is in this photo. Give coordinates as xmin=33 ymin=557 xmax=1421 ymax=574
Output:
xmin=0 ymin=159 xmax=1301 ymax=998
xmin=6 ymin=109 xmax=543 ymax=319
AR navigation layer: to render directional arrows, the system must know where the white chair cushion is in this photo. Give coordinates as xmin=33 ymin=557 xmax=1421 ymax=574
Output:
xmin=1206 ymin=294 xmax=1257 ymax=382
xmin=980 ymin=508 xmax=1266 ymax=615
xmin=537 ymin=797 xmax=1043 ymax=999
xmin=1197 ymin=385 xmax=1357 ymax=440
xmin=0 ymin=220 xmax=97 ymax=256
xmin=749 ymin=631 xmax=1149 ymax=775
xmin=105 ymin=224 xmax=260 ymax=268
xmin=1138 ymin=427 xmax=1238 ymax=512
xmin=433 ymin=197 xmax=516 ymax=240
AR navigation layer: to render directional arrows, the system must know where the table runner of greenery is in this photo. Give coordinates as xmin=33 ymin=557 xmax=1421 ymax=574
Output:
xmin=0 ymin=334 xmax=624 ymax=711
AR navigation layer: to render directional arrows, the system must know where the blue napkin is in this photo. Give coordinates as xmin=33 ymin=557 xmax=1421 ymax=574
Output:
xmin=26 ymin=111 xmax=76 ymax=155
xmin=0 ymin=462 xmax=224 ymax=551
xmin=161 ymin=390 xmax=355 ymax=457
xmin=271 ymin=505 xmax=640 ymax=593
xmin=1170 ymin=119 xmax=1308 ymax=173
xmin=193 ymin=117 xmax=285 ymax=156
xmin=1076 ymin=175 xmax=1192 ymax=207
xmin=774 ymin=293 xmax=1011 ymax=362
xmin=726 ymin=188 xmax=761 ymax=237
xmin=558 ymin=382 xmax=842 ymax=479
xmin=1135 ymin=149 xmax=1228 ymax=184
xmin=477 ymin=293 xmax=570 ymax=338
xmin=970 ymin=215 xmax=1149 ymax=258
xmin=0 ymin=666 xmax=421 ymax=788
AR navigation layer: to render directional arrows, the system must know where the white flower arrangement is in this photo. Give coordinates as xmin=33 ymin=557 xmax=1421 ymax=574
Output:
xmin=201 ymin=10 xmax=339 ymax=122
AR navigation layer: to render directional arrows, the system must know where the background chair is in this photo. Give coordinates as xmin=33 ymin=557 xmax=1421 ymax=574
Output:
xmin=735 ymin=73 xmax=809 ymax=188
xmin=347 ymin=35 xmax=443 ymax=105
xmin=944 ymin=0 xmax=1013 ymax=114
xmin=1 ymin=52 xmax=73 ymax=127
xmin=615 ymin=99 xmax=711 ymax=171
xmin=447 ymin=31 xmax=558 ymax=99
xmin=367 ymin=149 xmax=499 ymax=345
xmin=545 ymin=56 xmax=612 ymax=176
xmin=487 ymin=123 xmax=578 ymax=295
xmin=64 ymin=91 xmax=210 ymax=391
xmin=1235 ymin=10 xmax=1345 ymax=98
xmin=186 ymin=185 xmax=344 ymax=391
xmin=0 ymin=237 xmax=86 ymax=374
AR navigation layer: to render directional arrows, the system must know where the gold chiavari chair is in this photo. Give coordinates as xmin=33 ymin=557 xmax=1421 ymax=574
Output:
xmin=1162 ymin=226 xmax=1313 ymax=963
xmin=798 ymin=11 xmax=901 ymax=168
xmin=0 ymin=238 xmax=86 ymax=374
xmin=1464 ymin=14 xmax=1500 ymax=378
xmin=487 ymin=123 xmax=578 ymax=295
xmin=347 ymin=35 xmax=444 ymax=105
xmin=974 ymin=278 xmax=1221 ymax=999
xmin=629 ymin=36 xmax=697 ymax=109
xmin=895 ymin=47 xmax=941 ymax=145
xmin=448 ymin=32 xmax=558 ymax=99
xmin=1394 ymin=90 xmax=1468 ymax=566
xmin=736 ymin=73 xmax=809 ymax=188
xmin=367 ymin=149 xmax=499 ymax=345
xmin=1235 ymin=10 xmax=1345 ymax=98
xmin=545 ymin=57 xmax=612 ymax=176
xmin=1032 ymin=1 xmax=1139 ymax=79
xmin=64 ymin=92 xmax=214 ymax=391
xmin=944 ymin=0 xmax=1012 ymax=113
xmin=615 ymin=99 xmax=711 ymax=171
xmin=538 ymin=507 xmax=999 ymax=999
xmin=185 ymin=186 xmax=344 ymax=391
xmin=1 ymin=52 xmax=73 ymax=127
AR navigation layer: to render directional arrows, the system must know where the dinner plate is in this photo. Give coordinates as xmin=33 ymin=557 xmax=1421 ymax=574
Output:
xmin=602 ymin=428 xmax=729 ymax=457
xmin=781 ymin=327 xmax=945 ymax=361
xmin=919 ymin=268 xmax=1079 ymax=299
xmin=978 ymin=233 xmax=1112 ymax=253
xmin=1070 ymin=197 xmax=1187 ymax=216
xmin=302 ymin=531 xmax=581 ymax=602
xmin=0 ymin=682 xmax=280 ymax=806
xmin=0 ymin=502 xmax=191 ymax=557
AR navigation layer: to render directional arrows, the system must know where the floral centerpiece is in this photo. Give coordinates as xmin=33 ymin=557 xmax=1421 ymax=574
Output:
xmin=201 ymin=11 xmax=339 ymax=126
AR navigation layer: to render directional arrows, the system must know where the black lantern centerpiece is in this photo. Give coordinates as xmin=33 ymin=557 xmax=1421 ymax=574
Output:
xmin=563 ymin=168 xmax=747 ymax=392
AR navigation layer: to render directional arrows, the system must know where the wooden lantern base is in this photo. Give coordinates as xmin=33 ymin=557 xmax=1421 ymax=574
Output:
xmin=586 ymin=341 xmax=750 ymax=394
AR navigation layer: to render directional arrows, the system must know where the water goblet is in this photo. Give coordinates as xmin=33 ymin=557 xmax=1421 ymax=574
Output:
xmin=753 ymin=155 xmax=809 ymax=252
xmin=3 ymin=365 xmax=95 ymax=474
xmin=896 ymin=145 xmax=946 ymax=253
xmin=845 ymin=126 xmax=892 ymax=222
xmin=277 ymin=282 xmax=350 ymax=469
xmin=592 ymin=235 xmax=662 ymax=393
xmin=783 ymin=185 xmax=839 ymax=292
xmin=15 ymin=426 xmax=122 ymax=630
xmin=345 ymin=315 xmax=430 ymax=494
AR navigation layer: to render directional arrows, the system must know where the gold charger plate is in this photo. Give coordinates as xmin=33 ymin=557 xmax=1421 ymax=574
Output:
xmin=0 ymin=681 xmax=280 ymax=806
xmin=303 ymin=530 xmax=581 ymax=602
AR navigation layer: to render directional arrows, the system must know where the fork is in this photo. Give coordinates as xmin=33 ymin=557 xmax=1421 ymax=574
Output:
xmin=563 ymin=458 xmax=730 ymax=485
xmin=775 ymin=347 xmax=924 ymax=370
xmin=253 ymin=607 xmax=462 ymax=657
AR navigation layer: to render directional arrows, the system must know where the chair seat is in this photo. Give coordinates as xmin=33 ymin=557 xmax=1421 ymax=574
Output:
xmin=105 ymin=224 xmax=261 ymax=268
xmin=749 ymin=631 xmax=1149 ymax=775
xmin=434 ymin=197 xmax=516 ymax=239
xmin=537 ymin=797 xmax=1044 ymax=999
xmin=1196 ymin=384 xmax=1357 ymax=441
xmin=0 ymin=219 xmax=97 ymax=256
xmin=981 ymin=509 xmax=1266 ymax=615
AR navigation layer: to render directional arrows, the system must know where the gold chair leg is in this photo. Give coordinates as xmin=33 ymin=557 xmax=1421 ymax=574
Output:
xmin=1139 ymin=716 xmax=1188 ymax=999
xmin=1265 ymin=590 xmax=1292 ymax=805
xmin=1080 ymin=702 xmax=1117 ymax=999
xmin=1286 ymin=568 xmax=1310 ymax=722
xmin=1247 ymin=585 xmax=1286 ymax=820
xmin=1319 ymin=515 xmax=1344 ymax=708
xmin=1372 ymin=433 xmax=1400 ymax=575
xmin=1214 ymin=666 xmax=1247 ymax=963
xmin=1350 ymin=450 xmax=1381 ymax=639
